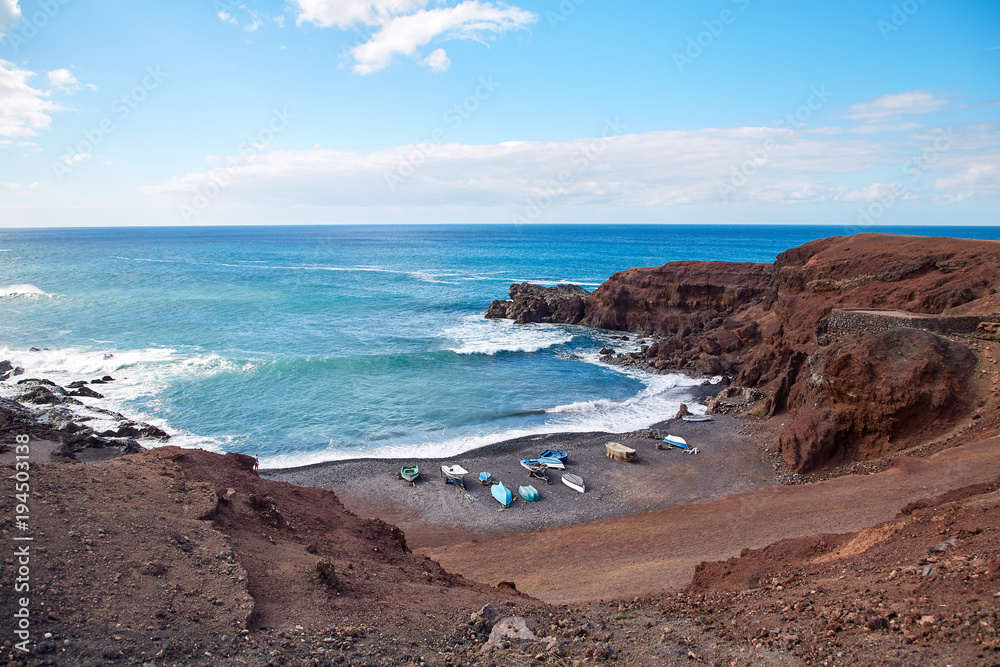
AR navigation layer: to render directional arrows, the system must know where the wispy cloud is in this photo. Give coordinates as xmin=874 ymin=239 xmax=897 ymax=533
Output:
xmin=217 ymin=5 xmax=283 ymax=32
xmin=293 ymin=0 xmax=535 ymax=74
xmin=846 ymin=90 xmax=948 ymax=125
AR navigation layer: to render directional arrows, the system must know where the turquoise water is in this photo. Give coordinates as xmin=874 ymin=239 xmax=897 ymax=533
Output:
xmin=1 ymin=224 xmax=996 ymax=466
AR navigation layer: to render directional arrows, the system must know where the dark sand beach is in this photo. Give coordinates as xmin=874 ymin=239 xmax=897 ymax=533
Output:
xmin=265 ymin=415 xmax=778 ymax=548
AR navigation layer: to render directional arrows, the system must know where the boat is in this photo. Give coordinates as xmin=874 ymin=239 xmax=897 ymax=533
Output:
xmin=400 ymin=464 xmax=419 ymax=484
xmin=682 ymin=415 xmax=712 ymax=423
xmin=662 ymin=435 xmax=690 ymax=449
xmin=479 ymin=471 xmax=493 ymax=485
xmin=518 ymin=485 xmax=540 ymax=501
xmin=604 ymin=441 xmax=636 ymax=462
xmin=539 ymin=449 xmax=568 ymax=464
xmin=561 ymin=473 xmax=585 ymax=493
xmin=491 ymin=481 xmax=513 ymax=507
xmin=520 ymin=458 xmax=548 ymax=473
xmin=537 ymin=456 xmax=565 ymax=470
xmin=441 ymin=464 xmax=469 ymax=489
xmin=520 ymin=458 xmax=549 ymax=483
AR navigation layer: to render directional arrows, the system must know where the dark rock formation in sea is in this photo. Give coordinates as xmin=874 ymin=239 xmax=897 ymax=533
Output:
xmin=487 ymin=283 xmax=589 ymax=324
xmin=485 ymin=233 xmax=1000 ymax=473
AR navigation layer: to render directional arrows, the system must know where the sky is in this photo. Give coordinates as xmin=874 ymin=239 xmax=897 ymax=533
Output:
xmin=0 ymin=0 xmax=998 ymax=227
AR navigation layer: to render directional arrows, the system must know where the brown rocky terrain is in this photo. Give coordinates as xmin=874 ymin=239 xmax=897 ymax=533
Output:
xmin=487 ymin=233 xmax=1000 ymax=473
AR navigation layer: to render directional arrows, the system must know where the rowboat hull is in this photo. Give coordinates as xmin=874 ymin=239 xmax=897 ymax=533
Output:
xmin=663 ymin=435 xmax=689 ymax=449
xmin=400 ymin=465 xmax=419 ymax=482
xmin=539 ymin=449 xmax=568 ymax=464
xmin=561 ymin=473 xmax=585 ymax=493
xmin=537 ymin=456 xmax=565 ymax=469
xmin=492 ymin=482 xmax=513 ymax=506
xmin=518 ymin=485 xmax=540 ymax=501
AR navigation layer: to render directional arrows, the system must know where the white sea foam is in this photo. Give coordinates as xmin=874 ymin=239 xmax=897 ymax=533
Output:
xmin=508 ymin=278 xmax=603 ymax=288
xmin=0 ymin=283 xmax=53 ymax=299
xmin=441 ymin=315 xmax=575 ymax=355
xmin=0 ymin=345 xmax=240 ymax=449
xmin=545 ymin=398 xmax=620 ymax=414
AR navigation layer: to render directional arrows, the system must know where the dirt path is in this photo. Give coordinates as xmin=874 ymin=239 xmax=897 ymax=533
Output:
xmin=421 ymin=434 xmax=1000 ymax=605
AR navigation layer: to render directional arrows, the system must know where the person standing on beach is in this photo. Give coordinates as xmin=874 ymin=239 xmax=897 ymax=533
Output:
xmin=254 ymin=454 xmax=259 ymax=470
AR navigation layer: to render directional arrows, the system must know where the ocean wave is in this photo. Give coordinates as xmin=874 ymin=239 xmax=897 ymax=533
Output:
xmin=0 ymin=283 xmax=54 ymax=299
xmin=441 ymin=316 xmax=575 ymax=355
xmin=546 ymin=398 xmax=620 ymax=414
xmin=0 ymin=345 xmax=245 ymax=449
xmin=263 ymin=369 xmax=707 ymax=468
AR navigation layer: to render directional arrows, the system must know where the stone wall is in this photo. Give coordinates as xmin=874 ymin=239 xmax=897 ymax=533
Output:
xmin=825 ymin=309 xmax=999 ymax=339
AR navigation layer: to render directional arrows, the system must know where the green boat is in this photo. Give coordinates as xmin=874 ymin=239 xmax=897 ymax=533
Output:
xmin=518 ymin=485 xmax=540 ymax=501
xmin=400 ymin=464 xmax=420 ymax=484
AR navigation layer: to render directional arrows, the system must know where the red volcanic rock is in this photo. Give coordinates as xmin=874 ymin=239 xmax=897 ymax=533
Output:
xmin=778 ymin=328 xmax=977 ymax=472
xmin=487 ymin=233 xmax=1000 ymax=473
xmin=580 ymin=261 xmax=775 ymax=335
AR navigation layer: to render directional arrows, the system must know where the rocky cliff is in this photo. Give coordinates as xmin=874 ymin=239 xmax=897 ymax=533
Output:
xmin=486 ymin=233 xmax=1000 ymax=473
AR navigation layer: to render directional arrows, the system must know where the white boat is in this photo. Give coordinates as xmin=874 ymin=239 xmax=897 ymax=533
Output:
xmin=441 ymin=464 xmax=469 ymax=488
xmin=561 ymin=473 xmax=585 ymax=493
xmin=662 ymin=435 xmax=690 ymax=449
xmin=681 ymin=415 xmax=712 ymax=423
xmin=537 ymin=456 xmax=565 ymax=470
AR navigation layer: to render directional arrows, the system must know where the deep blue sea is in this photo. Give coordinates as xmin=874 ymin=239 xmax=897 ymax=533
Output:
xmin=1 ymin=224 xmax=997 ymax=467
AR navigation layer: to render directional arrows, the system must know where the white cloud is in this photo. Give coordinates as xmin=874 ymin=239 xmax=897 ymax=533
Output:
xmin=218 ymin=6 xmax=280 ymax=31
xmin=47 ymin=68 xmax=79 ymax=93
xmin=58 ymin=152 xmax=91 ymax=166
xmin=294 ymin=0 xmax=427 ymax=29
xmin=0 ymin=59 xmax=60 ymax=139
xmin=293 ymin=0 xmax=534 ymax=73
xmin=0 ymin=0 xmax=20 ymax=33
xmin=841 ymin=182 xmax=915 ymax=202
xmin=847 ymin=91 xmax=947 ymax=125
xmin=421 ymin=47 xmax=450 ymax=73
xmin=352 ymin=2 xmax=534 ymax=74
xmin=138 ymin=124 xmax=924 ymax=211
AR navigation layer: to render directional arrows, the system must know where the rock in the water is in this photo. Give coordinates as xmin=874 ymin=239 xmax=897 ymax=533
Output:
xmin=675 ymin=403 xmax=691 ymax=419
xmin=19 ymin=385 xmax=64 ymax=405
xmin=486 ymin=283 xmax=589 ymax=325
xmin=69 ymin=386 xmax=105 ymax=399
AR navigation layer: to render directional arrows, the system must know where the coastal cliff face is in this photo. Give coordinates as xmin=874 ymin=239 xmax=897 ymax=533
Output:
xmin=487 ymin=233 xmax=1000 ymax=473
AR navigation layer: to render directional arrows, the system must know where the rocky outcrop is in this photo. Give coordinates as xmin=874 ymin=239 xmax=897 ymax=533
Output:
xmin=777 ymin=328 xmax=977 ymax=472
xmin=485 ymin=233 xmax=1000 ymax=473
xmin=486 ymin=283 xmax=589 ymax=324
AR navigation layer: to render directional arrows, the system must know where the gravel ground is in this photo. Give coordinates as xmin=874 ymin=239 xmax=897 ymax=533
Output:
xmin=264 ymin=415 xmax=777 ymax=548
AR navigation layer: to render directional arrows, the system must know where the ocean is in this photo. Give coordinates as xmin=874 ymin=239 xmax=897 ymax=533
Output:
xmin=1 ymin=224 xmax=997 ymax=467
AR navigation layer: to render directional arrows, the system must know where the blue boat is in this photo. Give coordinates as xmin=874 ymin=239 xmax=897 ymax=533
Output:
xmin=518 ymin=485 xmax=540 ymax=501
xmin=479 ymin=471 xmax=493 ymax=485
xmin=539 ymin=449 xmax=568 ymax=464
xmin=537 ymin=456 xmax=565 ymax=470
xmin=491 ymin=481 xmax=513 ymax=507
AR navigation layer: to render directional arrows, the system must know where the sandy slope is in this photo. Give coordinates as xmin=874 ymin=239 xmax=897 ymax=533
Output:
xmin=422 ymin=434 xmax=1000 ymax=605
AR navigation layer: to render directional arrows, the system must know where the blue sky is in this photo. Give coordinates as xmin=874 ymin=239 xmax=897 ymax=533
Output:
xmin=0 ymin=0 xmax=998 ymax=226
